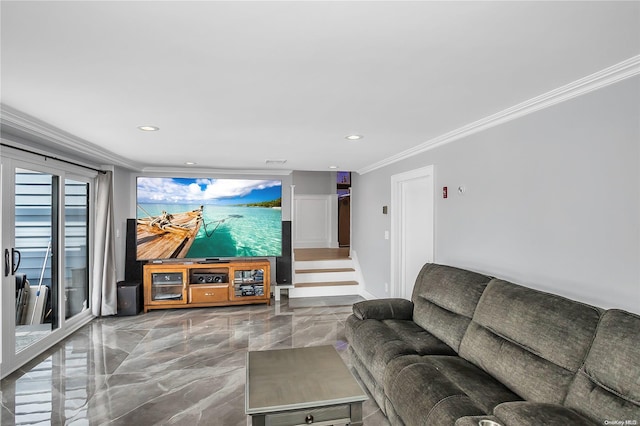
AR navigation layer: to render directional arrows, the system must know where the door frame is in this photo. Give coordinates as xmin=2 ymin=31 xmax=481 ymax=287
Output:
xmin=0 ymin=146 xmax=95 ymax=378
xmin=390 ymin=165 xmax=435 ymax=299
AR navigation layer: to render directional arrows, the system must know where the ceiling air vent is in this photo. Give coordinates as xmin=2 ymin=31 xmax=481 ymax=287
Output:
xmin=265 ymin=159 xmax=287 ymax=165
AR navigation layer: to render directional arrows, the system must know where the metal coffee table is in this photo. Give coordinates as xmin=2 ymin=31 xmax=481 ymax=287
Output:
xmin=246 ymin=345 xmax=368 ymax=426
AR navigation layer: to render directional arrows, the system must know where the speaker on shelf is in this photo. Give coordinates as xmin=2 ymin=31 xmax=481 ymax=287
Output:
xmin=125 ymin=218 xmax=143 ymax=283
xmin=276 ymin=221 xmax=292 ymax=285
xmin=117 ymin=281 xmax=142 ymax=316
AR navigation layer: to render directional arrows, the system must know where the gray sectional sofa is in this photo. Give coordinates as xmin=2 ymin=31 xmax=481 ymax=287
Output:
xmin=345 ymin=263 xmax=640 ymax=426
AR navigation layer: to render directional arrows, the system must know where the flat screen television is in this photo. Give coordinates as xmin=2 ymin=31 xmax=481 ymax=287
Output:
xmin=136 ymin=177 xmax=282 ymax=260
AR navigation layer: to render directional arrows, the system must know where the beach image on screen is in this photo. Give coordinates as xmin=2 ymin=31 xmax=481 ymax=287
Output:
xmin=136 ymin=177 xmax=282 ymax=260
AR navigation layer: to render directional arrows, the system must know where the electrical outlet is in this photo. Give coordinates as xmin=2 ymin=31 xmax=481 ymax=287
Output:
xmin=385 ymin=282 xmax=389 ymax=293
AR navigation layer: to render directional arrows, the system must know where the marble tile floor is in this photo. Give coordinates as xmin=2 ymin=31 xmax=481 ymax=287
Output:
xmin=1 ymin=296 xmax=390 ymax=426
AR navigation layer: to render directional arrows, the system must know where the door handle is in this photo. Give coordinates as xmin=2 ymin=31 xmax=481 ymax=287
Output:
xmin=4 ymin=249 xmax=9 ymax=277
xmin=12 ymin=248 xmax=21 ymax=275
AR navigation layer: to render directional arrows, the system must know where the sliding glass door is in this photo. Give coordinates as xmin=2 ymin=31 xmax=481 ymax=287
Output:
xmin=13 ymin=168 xmax=59 ymax=352
xmin=64 ymin=179 xmax=89 ymax=319
xmin=1 ymin=151 xmax=94 ymax=378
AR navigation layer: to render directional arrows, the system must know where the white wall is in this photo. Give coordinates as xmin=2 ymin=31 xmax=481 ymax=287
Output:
xmin=292 ymin=170 xmax=337 ymax=195
xmin=352 ymin=76 xmax=640 ymax=313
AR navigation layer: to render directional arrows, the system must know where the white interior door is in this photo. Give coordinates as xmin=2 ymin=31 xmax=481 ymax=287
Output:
xmin=391 ymin=166 xmax=434 ymax=299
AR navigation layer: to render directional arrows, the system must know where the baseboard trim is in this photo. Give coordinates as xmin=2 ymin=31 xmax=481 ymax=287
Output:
xmin=359 ymin=289 xmax=378 ymax=300
xmin=288 ymin=285 xmax=360 ymax=298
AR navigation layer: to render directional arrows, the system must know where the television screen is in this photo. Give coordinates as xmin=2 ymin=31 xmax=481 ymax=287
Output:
xmin=136 ymin=177 xmax=282 ymax=260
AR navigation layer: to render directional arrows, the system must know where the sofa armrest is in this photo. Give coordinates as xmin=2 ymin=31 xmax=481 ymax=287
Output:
xmin=352 ymin=298 xmax=413 ymax=320
xmin=494 ymin=402 xmax=599 ymax=426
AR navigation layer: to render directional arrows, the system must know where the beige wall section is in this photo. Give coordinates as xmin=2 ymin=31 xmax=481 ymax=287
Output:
xmin=352 ymin=76 xmax=640 ymax=313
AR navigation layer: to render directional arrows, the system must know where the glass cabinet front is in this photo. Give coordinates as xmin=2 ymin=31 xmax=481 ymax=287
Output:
xmin=151 ymin=272 xmax=184 ymax=302
xmin=233 ymin=269 xmax=264 ymax=299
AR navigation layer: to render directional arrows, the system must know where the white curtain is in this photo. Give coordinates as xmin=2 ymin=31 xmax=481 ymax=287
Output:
xmin=92 ymin=170 xmax=117 ymax=316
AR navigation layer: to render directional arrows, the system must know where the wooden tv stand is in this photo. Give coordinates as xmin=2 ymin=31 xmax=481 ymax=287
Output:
xmin=143 ymin=259 xmax=271 ymax=313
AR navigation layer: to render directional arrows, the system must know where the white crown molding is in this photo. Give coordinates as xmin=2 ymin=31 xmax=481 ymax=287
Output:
xmin=1 ymin=105 xmax=292 ymax=176
xmin=4 ymin=54 xmax=638 ymax=176
xmin=357 ymin=55 xmax=640 ymax=175
xmin=141 ymin=166 xmax=293 ymax=176
xmin=0 ymin=104 xmax=144 ymax=171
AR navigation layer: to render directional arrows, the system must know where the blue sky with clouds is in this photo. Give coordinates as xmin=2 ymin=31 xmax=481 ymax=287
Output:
xmin=137 ymin=177 xmax=281 ymax=205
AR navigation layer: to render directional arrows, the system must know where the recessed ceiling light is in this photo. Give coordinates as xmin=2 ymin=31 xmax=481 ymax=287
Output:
xmin=185 ymin=162 xmax=196 ymax=165
xmin=329 ymin=165 xmax=339 ymax=169
xmin=345 ymin=134 xmax=362 ymax=140
xmin=138 ymin=126 xmax=159 ymax=131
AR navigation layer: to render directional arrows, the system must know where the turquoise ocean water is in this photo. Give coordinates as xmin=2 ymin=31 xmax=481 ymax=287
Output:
xmin=137 ymin=204 xmax=282 ymax=257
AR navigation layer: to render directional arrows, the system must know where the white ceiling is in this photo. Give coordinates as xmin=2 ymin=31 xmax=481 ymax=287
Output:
xmin=2 ymin=1 xmax=639 ymax=173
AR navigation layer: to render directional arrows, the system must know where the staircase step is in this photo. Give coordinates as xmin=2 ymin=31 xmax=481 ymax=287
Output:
xmin=294 ymin=269 xmax=356 ymax=283
xmin=294 ymin=280 xmax=358 ymax=288
xmin=295 ymin=258 xmax=354 ymax=270
xmin=296 ymin=268 xmax=355 ymax=274
xmin=294 ymin=248 xmax=350 ymax=261
xmin=290 ymin=248 xmax=359 ymax=298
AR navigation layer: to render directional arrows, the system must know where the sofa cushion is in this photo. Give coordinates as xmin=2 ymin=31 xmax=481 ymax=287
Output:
xmin=494 ymin=402 xmax=599 ymax=426
xmin=345 ymin=315 xmax=455 ymax=385
xmin=385 ymin=359 xmax=486 ymax=426
xmin=411 ymin=264 xmax=492 ymax=352
xmin=385 ymin=355 xmax=521 ymax=425
xmin=425 ymin=356 xmax=522 ymax=413
xmin=459 ymin=279 xmax=601 ymax=404
xmin=564 ymin=309 xmax=640 ymax=423
xmin=345 ymin=264 xmax=490 ymax=388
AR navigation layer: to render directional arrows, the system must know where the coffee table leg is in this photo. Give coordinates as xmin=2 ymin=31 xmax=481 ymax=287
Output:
xmin=350 ymin=402 xmax=363 ymax=426
xmin=250 ymin=414 xmax=265 ymax=426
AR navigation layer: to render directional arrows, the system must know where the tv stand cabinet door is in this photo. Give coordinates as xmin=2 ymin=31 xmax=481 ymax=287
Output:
xmin=144 ymin=266 xmax=188 ymax=308
xmin=229 ymin=262 xmax=270 ymax=304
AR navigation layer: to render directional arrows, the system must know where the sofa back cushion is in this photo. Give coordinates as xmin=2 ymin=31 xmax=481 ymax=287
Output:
xmin=459 ymin=279 xmax=601 ymax=404
xmin=411 ymin=263 xmax=492 ymax=352
xmin=564 ymin=309 xmax=640 ymax=422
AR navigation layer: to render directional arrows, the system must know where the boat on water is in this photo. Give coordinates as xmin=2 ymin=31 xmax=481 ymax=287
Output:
xmin=136 ymin=206 xmax=203 ymax=259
